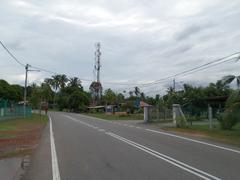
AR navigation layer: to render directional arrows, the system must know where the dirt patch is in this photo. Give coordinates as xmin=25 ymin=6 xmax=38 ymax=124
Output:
xmin=0 ymin=117 xmax=47 ymax=159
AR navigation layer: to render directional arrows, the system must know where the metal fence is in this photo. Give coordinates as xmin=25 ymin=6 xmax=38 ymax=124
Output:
xmin=149 ymin=107 xmax=173 ymax=122
xmin=0 ymin=99 xmax=32 ymax=120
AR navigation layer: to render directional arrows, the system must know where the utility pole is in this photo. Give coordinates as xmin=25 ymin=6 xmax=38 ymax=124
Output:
xmin=23 ymin=64 xmax=39 ymax=117
xmin=24 ymin=64 xmax=29 ymax=118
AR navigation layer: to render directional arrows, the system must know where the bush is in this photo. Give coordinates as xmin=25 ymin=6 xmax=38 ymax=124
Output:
xmin=176 ymin=117 xmax=188 ymax=128
xmin=226 ymin=90 xmax=240 ymax=107
xmin=217 ymin=102 xmax=240 ymax=130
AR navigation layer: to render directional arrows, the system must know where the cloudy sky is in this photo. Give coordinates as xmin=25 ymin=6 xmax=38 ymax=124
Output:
xmin=1 ymin=0 xmax=240 ymax=95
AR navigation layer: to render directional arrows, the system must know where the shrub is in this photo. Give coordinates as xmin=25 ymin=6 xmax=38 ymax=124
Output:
xmin=225 ymin=90 xmax=240 ymax=107
xmin=176 ymin=116 xmax=188 ymax=128
xmin=217 ymin=102 xmax=240 ymax=130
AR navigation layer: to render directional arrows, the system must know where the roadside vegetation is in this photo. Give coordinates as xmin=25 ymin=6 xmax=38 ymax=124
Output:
xmin=0 ymin=114 xmax=48 ymax=159
xmin=164 ymin=122 xmax=240 ymax=147
xmin=85 ymin=113 xmax=143 ymax=120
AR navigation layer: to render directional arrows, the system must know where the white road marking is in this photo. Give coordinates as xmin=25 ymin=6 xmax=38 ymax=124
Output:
xmin=67 ymin=114 xmax=240 ymax=154
xmin=64 ymin=114 xmax=224 ymax=179
xmin=49 ymin=116 xmax=61 ymax=180
xmin=98 ymin=129 xmax=106 ymax=132
xmin=145 ymin=129 xmax=240 ymax=154
xmin=107 ymin=132 xmax=221 ymax=180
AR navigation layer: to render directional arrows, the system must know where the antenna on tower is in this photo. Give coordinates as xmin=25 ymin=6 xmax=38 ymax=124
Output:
xmin=94 ymin=42 xmax=101 ymax=82
xmin=89 ymin=42 xmax=103 ymax=105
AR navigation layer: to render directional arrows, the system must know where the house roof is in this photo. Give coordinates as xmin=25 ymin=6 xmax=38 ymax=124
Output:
xmin=140 ymin=101 xmax=152 ymax=107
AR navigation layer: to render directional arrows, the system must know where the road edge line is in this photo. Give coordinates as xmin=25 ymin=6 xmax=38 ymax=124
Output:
xmin=145 ymin=129 xmax=240 ymax=154
xmin=49 ymin=115 xmax=61 ymax=180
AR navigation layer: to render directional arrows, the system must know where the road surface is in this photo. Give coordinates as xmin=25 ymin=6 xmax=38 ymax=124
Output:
xmin=25 ymin=112 xmax=240 ymax=180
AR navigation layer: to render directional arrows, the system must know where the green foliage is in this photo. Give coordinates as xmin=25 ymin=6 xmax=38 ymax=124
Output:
xmin=68 ymin=91 xmax=90 ymax=112
xmin=102 ymin=89 xmax=117 ymax=105
xmin=0 ymin=80 xmax=23 ymax=101
xmin=218 ymin=104 xmax=240 ymax=130
xmin=29 ymin=83 xmax=54 ymax=109
xmin=102 ymin=89 xmax=125 ymax=105
xmin=225 ymin=90 xmax=240 ymax=107
xmin=176 ymin=116 xmax=188 ymax=128
xmin=122 ymin=101 xmax=135 ymax=114
xmin=217 ymin=90 xmax=240 ymax=130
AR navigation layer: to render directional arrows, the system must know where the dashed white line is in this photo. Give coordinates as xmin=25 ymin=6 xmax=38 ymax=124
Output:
xmin=107 ymin=132 xmax=221 ymax=180
xmin=98 ymin=129 xmax=106 ymax=132
xmin=49 ymin=116 xmax=61 ymax=180
xmin=64 ymin=114 xmax=224 ymax=179
xmin=67 ymin=114 xmax=240 ymax=154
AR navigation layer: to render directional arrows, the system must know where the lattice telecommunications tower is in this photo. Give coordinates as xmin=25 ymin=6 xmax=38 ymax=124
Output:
xmin=89 ymin=42 xmax=103 ymax=105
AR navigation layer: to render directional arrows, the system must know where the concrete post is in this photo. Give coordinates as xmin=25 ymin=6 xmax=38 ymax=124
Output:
xmin=0 ymin=108 xmax=4 ymax=117
xmin=208 ymin=105 xmax=213 ymax=129
xmin=144 ymin=106 xmax=150 ymax=123
xmin=172 ymin=104 xmax=180 ymax=127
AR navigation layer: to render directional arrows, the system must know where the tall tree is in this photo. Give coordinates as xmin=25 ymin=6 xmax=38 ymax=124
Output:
xmin=221 ymin=75 xmax=240 ymax=89
xmin=58 ymin=74 xmax=69 ymax=89
xmin=134 ymin=87 xmax=141 ymax=97
xmin=69 ymin=77 xmax=82 ymax=88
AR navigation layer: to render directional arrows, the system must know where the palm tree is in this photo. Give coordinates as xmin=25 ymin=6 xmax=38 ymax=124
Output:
xmin=134 ymin=87 xmax=140 ymax=97
xmin=58 ymin=74 xmax=69 ymax=89
xmin=44 ymin=78 xmax=54 ymax=89
xmin=140 ymin=92 xmax=145 ymax=100
xmin=221 ymin=75 xmax=240 ymax=89
xmin=69 ymin=77 xmax=82 ymax=88
xmin=50 ymin=75 xmax=61 ymax=92
xmin=129 ymin=91 xmax=133 ymax=97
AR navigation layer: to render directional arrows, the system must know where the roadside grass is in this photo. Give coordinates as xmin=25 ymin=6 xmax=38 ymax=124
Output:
xmin=164 ymin=122 xmax=240 ymax=148
xmin=84 ymin=113 xmax=143 ymax=120
xmin=0 ymin=114 xmax=48 ymax=132
xmin=0 ymin=114 xmax=48 ymax=159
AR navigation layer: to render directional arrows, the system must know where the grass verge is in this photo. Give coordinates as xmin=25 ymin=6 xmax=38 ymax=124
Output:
xmin=84 ymin=113 xmax=143 ymax=120
xmin=163 ymin=123 xmax=240 ymax=148
xmin=0 ymin=114 xmax=48 ymax=159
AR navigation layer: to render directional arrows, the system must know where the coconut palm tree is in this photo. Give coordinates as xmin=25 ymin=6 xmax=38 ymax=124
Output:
xmin=58 ymin=74 xmax=69 ymax=89
xmin=129 ymin=91 xmax=133 ymax=97
xmin=221 ymin=75 xmax=240 ymax=89
xmin=50 ymin=75 xmax=61 ymax=92
xmin=134 ymin=87 xmax=140 ymax=97
xmin=44 ymin=78 xmax=54 ymax=89
xmin=69 ymin=77 xmax=82 ymax=88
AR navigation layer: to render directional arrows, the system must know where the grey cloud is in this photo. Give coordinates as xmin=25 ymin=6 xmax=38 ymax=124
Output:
xmin=175 ymin=22 xmax=214 ymax=41
xmin=1 ymin=0 xmax=240 ymax=95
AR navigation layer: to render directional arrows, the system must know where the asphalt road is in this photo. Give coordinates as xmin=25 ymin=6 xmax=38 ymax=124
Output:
xmin=25 ymin=112 xmax=240 ymax=180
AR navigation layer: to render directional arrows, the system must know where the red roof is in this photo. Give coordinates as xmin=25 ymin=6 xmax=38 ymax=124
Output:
xmin=140 ymin=101 xmax=152 ymax=107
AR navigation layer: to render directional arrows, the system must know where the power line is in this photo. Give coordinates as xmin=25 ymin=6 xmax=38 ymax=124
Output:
xmin=0 ymin=41 xmax=25 ymax=67
xmin=140 ymin=51 xmax=240 ymax=87
xmin=1 ymin=39 xmax=240 ymax=88
xmin=143 ymin=56 xmax=239 ymax=95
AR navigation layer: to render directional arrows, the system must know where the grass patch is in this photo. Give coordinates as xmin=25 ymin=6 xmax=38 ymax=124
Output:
xmin=0 ymin=149 xmax=32 ymax=159
xmin=84 ymin=113 xmax=143 ymax=120
xmin=0 ymin=114 xmax=48 ymax=159
xmin=0 ymin=134 xmax=16 ymax=138
xmin=164 ymin=122 xmax=240 ymax=147
xmin=0 ymin=114 xmax=48 ymax=134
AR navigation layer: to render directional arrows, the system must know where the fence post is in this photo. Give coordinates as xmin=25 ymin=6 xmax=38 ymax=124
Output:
xmin=0 ymin=108 xmax=4 ymax=117
xmin=144 ymin=106 xmax=150 ymax=123
xmin=208 ymin=105 xmax=213 ymax=129
xmin=172 ymin=104 xmax=187 ymax=127
xmin=172 ymin=104 xmax=179 ymax=127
